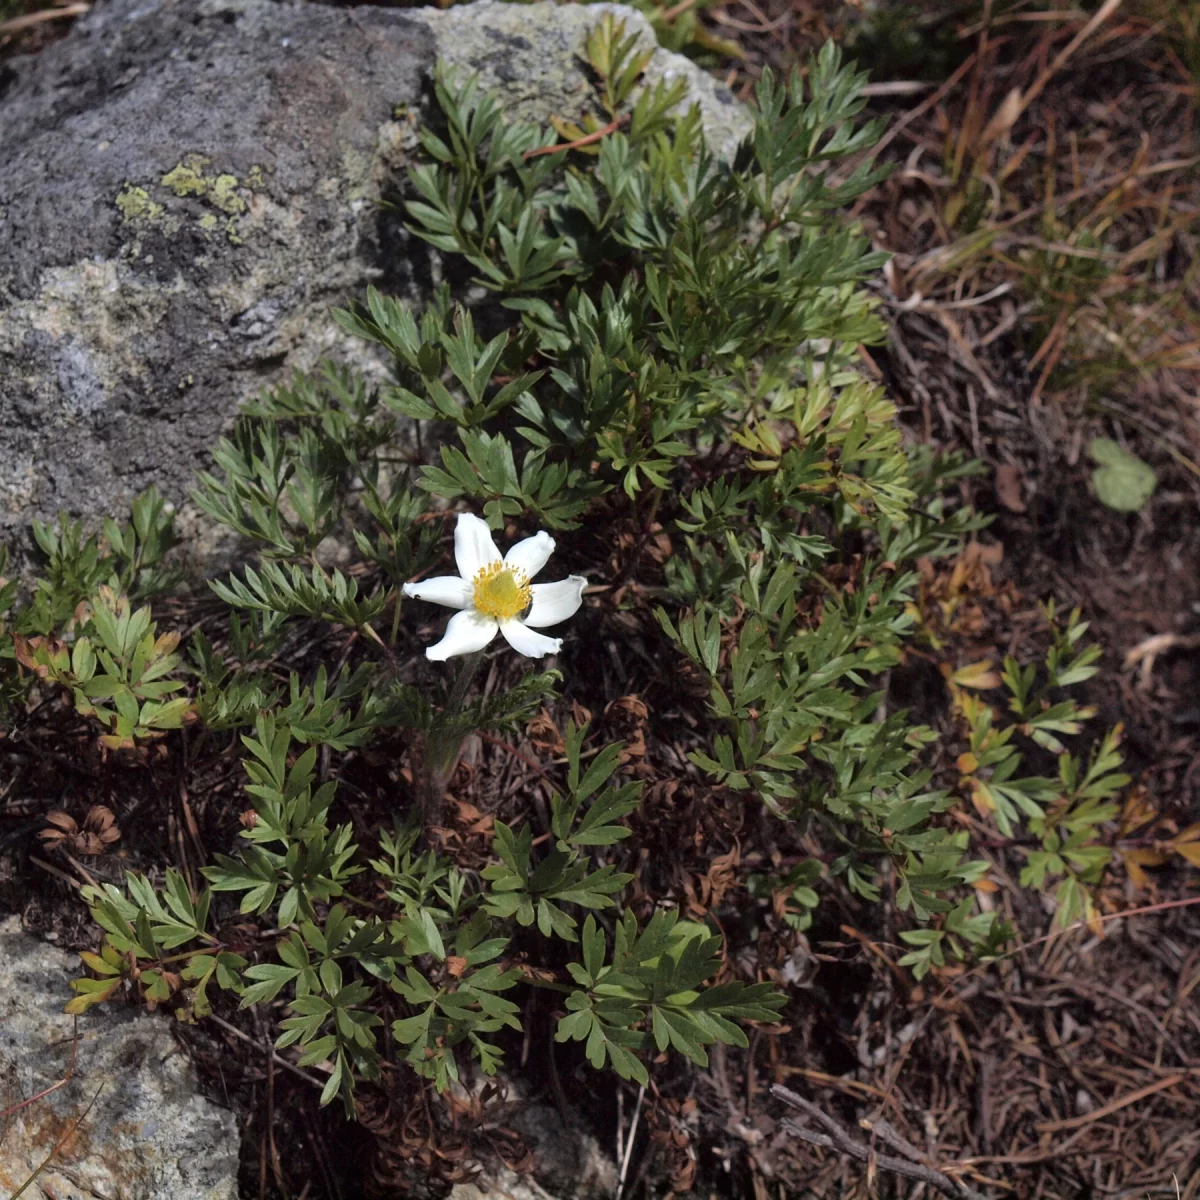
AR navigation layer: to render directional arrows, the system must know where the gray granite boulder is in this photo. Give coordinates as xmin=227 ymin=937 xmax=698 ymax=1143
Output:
xmin=0 ymin=0 xmax=749 ymax=561
xmin=0 ymin=916 xmax=239 ymax=1200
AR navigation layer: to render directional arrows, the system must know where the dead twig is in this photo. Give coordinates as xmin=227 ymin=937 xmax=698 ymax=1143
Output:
xmin=0 ymin=1018 xmax=80 ymax=1121
xmin=864 ymin=52 xmax=980 ymax=163
xmin=614 ymin=1083 xmax=644 ymax=1200
xmin=475 ymin=730 xmax=557 ymax=790
xmin=0 ymin=2 xmax=87 ymax=36
xmin=8 ymin=1083 xmax=106 ymax=1200
xmin=1123 ymin=632 xmax=1200 ymax=689
xmin=29 ymin=854 xmax=83 ymax=890
xmin=1034 ymin=1072 xmax=1186 ymax=1134
xmin=771 ymin=1085 xmax=987 ymax=1200
xmin=208 ymin=1013 xmax=326 ymax=1091
xmin=934 ymin=896 xmax=1200 ymax=1010
xmin=1011 ymin=0 xmax=1126 ymax=125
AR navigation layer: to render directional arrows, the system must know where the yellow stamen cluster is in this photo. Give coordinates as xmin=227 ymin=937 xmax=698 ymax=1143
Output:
xmin=472 ymin=562 xmax=532 ymax=621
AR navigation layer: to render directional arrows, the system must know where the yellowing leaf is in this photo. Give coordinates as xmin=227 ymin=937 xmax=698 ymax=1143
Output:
xmin=80 ymin=950 xmax=120 ymax=976
xmin=952 ymin=661 xmax=1002 ymax=690
xmin=1121 ymin=847 xmax=1170 ymax=890
xmin=971 ymin=780 xmax=995 ymax=815
xmin=548 ymin=115 xmax=589 ymax=143
xmin=1124 ymin=848 xmax=1170 ymax=867
xmin=979 ymin=87 xmax=1023 ymax=150
xmin=1175 ymin=843 xmax=1200 ymax=868
xmin=1119 ymin=788 xmax=1158 ymax=836
xmin=1124 ymin=857 xmax=1148 ymax=890
xmin=957 ymin=751 xmax=979 ymax=775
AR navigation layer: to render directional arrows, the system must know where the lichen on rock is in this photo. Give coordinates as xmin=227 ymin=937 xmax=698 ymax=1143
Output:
xmin=0 ymin=0 xmax=747 ymax=570
xmin=161 ymin=154 xmax=212 ymax=198
xmin=115 ymin=183 xmax=165 ymax=224
xmin=161 ymin=153 xmax=249 ymax=213
xmin=209 ymin=173 xmax=246 ymax=214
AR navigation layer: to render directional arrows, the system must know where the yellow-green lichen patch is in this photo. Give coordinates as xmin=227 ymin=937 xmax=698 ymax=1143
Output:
xmin=155 ymin=153 xmax=258 ymax=244
xmin=209 ymin=175 xmax=246 ymax=215
xmin=161 ymin=155 xmax=250 ymax=228
xmin=196 ymin=210 xmax=241 ymax=245
xmin=161 ymin=154 xmax=212 ymax=197
xmin=115 ymin=184 xmax=164 ymax=224
xmin=246 ymin=164 xmax=268 ymax=190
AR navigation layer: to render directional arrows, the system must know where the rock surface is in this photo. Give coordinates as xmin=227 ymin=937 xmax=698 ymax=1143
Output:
xmin=0 ymin=0 xmax=748 ymax=561
xmin=425 ymin=0 xmax=749 ymax=159
xmin=449 ymin=1169 xmax=557 ymax=1200
xmin=0 ymin=915 xmax=239 ymax=1200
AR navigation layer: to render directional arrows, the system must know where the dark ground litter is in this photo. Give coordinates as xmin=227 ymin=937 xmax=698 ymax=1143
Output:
xmin=3 ymin=1 xmax=1200 ymax=1198
xmin=3 ymin=511 xmax=1198 ymax=1200
xmin=849 ymin=8 xmax=1200 ymax=829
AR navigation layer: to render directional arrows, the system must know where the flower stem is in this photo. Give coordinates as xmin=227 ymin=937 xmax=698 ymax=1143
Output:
xmin=420 ymin=650 xmax=483 ymax=829
xmin=617 ymin=485 xmax=664 ymax=585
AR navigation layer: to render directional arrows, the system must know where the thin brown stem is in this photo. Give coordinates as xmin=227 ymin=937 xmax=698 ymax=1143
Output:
xmin=0 ymin=1019 xmax=79 ymax=1121
xmin=475 ymin=730 xmax=557 ymax=790
xmin=9 ymin=1084 xmax=106 ymax=1200
xmin=420 ymin=651 xmax=484 ymax=828
xmin=524 ymin=116 xmax=628 ymax=160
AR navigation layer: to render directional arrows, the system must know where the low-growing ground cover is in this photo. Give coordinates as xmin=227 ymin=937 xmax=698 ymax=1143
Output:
xmin=2 ymin=3 xmax=1199 ymax=1198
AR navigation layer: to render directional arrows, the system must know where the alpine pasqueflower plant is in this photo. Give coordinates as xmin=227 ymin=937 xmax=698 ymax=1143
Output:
xmin=0 ymin=17 xmax=1148 ymax=1129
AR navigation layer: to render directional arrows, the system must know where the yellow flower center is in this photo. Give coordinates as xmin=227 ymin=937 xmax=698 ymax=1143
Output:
xmin=472 ymin=562 xmax=532 ymax=621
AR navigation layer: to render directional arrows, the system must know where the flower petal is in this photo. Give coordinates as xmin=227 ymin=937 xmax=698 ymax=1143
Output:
xmin=454 ymin=513 xmax=502 ymax=580
xmin=402 ymin=576 xmax=473 ymax=609
xmin=524 ymin=576 xmax=587 ymax=628
xmin=504 ymin=531 xmax=555 ymax=581
xmin=426 ymin=610 xmax=499 ymax=661
xmin=499 ymin=619 xmax=563 ymax=658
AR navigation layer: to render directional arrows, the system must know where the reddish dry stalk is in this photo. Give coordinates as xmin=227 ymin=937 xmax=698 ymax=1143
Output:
xmin=523 ymin=115 xmax=628 ymax=161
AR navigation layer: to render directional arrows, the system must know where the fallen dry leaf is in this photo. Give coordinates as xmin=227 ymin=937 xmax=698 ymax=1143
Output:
xmin=39 ymin=805 xmax=121 ymax=856
xmin=995 ymin=462 xmax=1027 ymax=512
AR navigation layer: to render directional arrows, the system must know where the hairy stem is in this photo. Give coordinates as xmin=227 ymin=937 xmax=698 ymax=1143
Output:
xmin=420 ymin=650 xmax=483 ymax=829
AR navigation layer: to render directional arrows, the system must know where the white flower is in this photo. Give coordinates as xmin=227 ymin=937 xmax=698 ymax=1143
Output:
xmin=402 ymin=513 xmax=586 ymax=662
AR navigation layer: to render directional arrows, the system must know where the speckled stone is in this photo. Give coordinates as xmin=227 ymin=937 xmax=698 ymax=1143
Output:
xmin=417 ymin=1 xmax=751 ymax=160
xmin=0 ymin=0 xmax=749 ymax=568
xmin=0 ymin=916 xmax=239 ymax=1200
